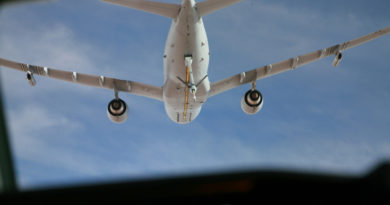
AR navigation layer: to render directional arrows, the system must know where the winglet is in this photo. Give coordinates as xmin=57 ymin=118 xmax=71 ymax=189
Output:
xmin=102 ymin=0 xmax=181 ymax=19
xmin=196 ymin=0 xmax=242 ymax=17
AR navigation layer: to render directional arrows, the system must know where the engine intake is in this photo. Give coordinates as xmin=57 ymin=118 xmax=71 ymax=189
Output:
xmin=107 ymin=98 xmax=129 ymax=123
xmin=26 ymin=71 xmax=36 ymax=86
xmin=332 ymin=51 xmax=342 ymax=67
xmin=241 ymin=89 xmax=263 ymax=114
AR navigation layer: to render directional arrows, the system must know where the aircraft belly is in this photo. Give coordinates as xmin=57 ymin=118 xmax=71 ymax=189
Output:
xmin=163 ymin=78 xmax=208 ymax=124
xmin=162 ymin=6 xmax=210 ymax=124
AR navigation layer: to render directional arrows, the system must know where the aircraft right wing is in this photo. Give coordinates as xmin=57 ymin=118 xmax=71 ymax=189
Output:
xmin=0 ymin=58 xmax=163 ymax=101
xmin=209 ymin=26 xmax=390 ymax=97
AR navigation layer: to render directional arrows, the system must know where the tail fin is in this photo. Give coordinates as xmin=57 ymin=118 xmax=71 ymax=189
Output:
xmin=196 ymin=0 xmax=242 ymax=17
xmin=102 ymin=0 xmax=181 ymax=19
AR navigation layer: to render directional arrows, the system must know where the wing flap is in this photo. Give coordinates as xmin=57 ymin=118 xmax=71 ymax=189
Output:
xmin=0 ymin=58 xmax=163 ymax=101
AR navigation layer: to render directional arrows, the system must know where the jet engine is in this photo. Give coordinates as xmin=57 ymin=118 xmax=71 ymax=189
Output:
xmin=26 ymin=71 xmax=36 ymax=86
xmin=332 ymin=51 xmax=343 ymax=67
xmin=107 ymin=98 xmax=129 ymax=123
xmin=241 ymin=89 xmax=263 ymax=114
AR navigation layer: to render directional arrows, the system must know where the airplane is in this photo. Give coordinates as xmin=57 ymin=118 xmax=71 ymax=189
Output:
xmin=0 ymin=0 xmax=389 ymax=124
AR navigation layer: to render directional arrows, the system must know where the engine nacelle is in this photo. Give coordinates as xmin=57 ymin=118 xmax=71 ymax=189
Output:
xmin=241 ymin=89 xmax=264 ymax=114
xmin=332 ymin=51 xmax=343 ymax=67
xmin=26 ymin=71 xmax=36 ymax=86
xmin=107 ymin=98 xmax=129 ymax=123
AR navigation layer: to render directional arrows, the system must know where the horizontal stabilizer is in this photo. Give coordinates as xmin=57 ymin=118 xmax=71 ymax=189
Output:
xmin=102 ymin=0 xmax=181 ymax=18
xmin=196 ymin=0 xmax=242 ymax=17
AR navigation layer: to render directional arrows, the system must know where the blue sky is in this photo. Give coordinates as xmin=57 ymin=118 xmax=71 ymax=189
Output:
xmin=1 ymin=0 xmax=390 ymax=189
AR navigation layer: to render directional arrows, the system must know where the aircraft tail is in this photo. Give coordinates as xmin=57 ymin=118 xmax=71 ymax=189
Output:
xmin=196 ymin=0 xmax=242 ymax=17
xmin=102 ymin=0 xmax=181 ymax=19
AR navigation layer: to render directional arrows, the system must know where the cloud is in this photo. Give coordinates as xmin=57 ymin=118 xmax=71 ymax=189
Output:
xmin=0 ymin=21 xmax=95 ymax=72
xmin=205 ymin=0 xmax=389 ymax=82
xmin=1 ymin=0 xmax=389 ymax=189
xmin=7 ymin=104 xmax=81 ymax=151
xmin=5 ymin=104 xmax=91 ymax=186
xmin=0 ymin=20 xmax=107 ymax=105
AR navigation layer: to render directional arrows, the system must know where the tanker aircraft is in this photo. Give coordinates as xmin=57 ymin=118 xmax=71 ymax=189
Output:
xmin=1 ymin=0 xmax=390 ymax=124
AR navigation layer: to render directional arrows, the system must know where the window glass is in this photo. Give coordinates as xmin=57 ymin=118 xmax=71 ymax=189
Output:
xmin=1 ymin=0 xmax=390 ymax=190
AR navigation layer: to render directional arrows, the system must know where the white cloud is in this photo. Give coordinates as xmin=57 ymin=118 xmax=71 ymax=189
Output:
xmin=0 ymin=21 xmax=106 ymax=104
xmin=0 ymin=21 xmax=96 ymax=73
xmin=7 ymin=104 xmax=82 ymax=162
xmin=0 ymin=0 xmax=389 ymax=189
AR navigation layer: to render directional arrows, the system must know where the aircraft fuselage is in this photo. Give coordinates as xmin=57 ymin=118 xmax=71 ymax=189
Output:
xmin=163 ymin=0 xmax=210 ymax=124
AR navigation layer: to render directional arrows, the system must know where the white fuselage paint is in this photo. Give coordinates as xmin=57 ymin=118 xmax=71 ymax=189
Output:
xmin=163 ymin=0 xmax=210 ymax=124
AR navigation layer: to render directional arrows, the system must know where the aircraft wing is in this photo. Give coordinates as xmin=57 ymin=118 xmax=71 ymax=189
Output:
xmin=208 ymin=26 xmax=390 ymax=97
xmin=0 ymin=58 xmax=163 ymax=101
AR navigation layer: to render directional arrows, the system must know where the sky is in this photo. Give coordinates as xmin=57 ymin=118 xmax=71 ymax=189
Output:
xmin=1 ymin=0 xmax=390 ymax=190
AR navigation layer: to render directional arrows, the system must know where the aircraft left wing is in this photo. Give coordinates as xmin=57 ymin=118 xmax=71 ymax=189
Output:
xmin=0 ymin=58 xmax=163 ymax=101
xmin=209 ymin=26 xmax=390 ymax=97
